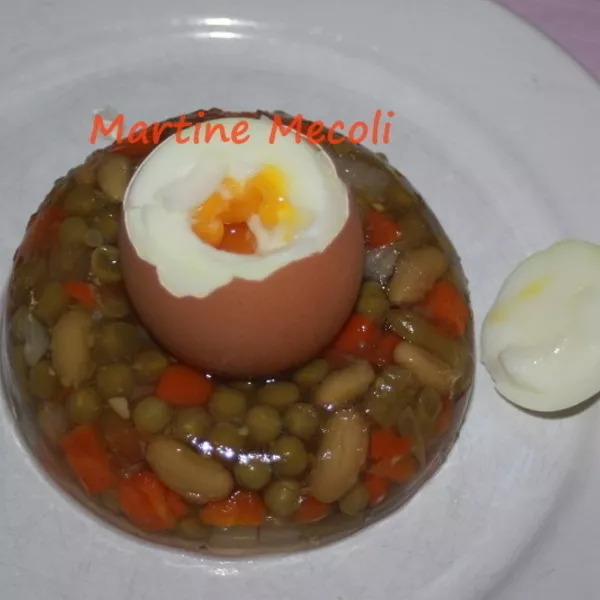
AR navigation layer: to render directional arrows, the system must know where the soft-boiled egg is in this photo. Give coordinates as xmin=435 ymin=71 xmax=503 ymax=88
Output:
xmin=481 ymin=239 xmax=600 ymax=412
xmin=119 ymin=115 xmax=364 ymax=377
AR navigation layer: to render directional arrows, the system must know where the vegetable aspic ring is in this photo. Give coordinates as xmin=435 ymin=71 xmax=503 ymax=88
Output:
xmin=3 ymin=108 xmax=474 ymax=555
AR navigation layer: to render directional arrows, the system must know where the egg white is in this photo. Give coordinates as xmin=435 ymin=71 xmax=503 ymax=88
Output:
xmin=123 ymin=116 xmax=349 ymax=298
xmin=481 ymin=239 xmax=600 ymax=412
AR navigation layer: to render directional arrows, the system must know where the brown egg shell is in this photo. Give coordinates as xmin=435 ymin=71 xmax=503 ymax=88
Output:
xmin=119 ymin=198 xmax=364 ymax=379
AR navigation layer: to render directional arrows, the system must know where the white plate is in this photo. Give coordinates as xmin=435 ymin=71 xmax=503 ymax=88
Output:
xmin=1 ymin=1 xmax=600 ymax=598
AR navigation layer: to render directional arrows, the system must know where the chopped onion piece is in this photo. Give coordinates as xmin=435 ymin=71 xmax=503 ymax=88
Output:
xmin=108 ymin=396 xmax=130 ymax=419
xmin=22 ymin=313 xmax=49 ymax=366
xmin=364 ymin=246 xmax=398 ymax=284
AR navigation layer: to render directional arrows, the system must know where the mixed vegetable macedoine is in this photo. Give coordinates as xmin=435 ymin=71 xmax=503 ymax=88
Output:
xmin=7 ymin=110 xmax=473 ymax=549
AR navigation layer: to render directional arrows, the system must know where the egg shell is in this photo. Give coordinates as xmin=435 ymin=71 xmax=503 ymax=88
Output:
xmin=119 ymin=199 xmax=364 ymax=378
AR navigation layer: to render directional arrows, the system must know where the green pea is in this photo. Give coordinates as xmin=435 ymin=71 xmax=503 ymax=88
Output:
xmin=34 ymin=282 xmax=70 ymax=326
xmin=92 ymin=210 xmax=119 ymax=244
xmin=95 ymin=363 xmax=134 ymax=399
xmin=91 ymin=245 xmax=121 ymax=283
xmin=356 ymin=281 xmax=389 ymax=325
xmin=234 ymin=459 xmax=272 ymax=491
xmin=338 ymin=483 xmax=370 ymax=516
xmin=95 ymin=321 xmax=142 ymax=361
xmin=132 ymin=350 xmax=168 ymax=384
xmin=209 ymin=422 xmax=245 ymax=452
xmin=263 ymin=480 xmax=300 ymax=518
xmin=208 ymin=386 xmax=247 ymax=423
xmin=293 ymin=359 xmax=330 ymax=388
xmin=271 ymin=435 xmax=308 ymax=477
xmin=64 ymin=184 xmax=100 ymax=217
xmin=133 ymin=396 xmax=172 ymax=433
xmin=175 ymin=516 xmax=210 ymax=541
xmin=28 ymin=360 xmax=58 ymax=401
xmin=172 ymin=407 xmax=211 ymax=442
xmin=257 ymin=381 xmax=300 ymax=410
xmin=68 ymin=387 xmax=102 ymax=424
xmin=97 ymin=154 xmax=133 ymax=202
xmin=245 ymin=405 xmax=281 ymax=444
xmin=283 ymin=403 xmax=320 ymax=440
xmin=59 ymin=217 xmax=88 ymax=247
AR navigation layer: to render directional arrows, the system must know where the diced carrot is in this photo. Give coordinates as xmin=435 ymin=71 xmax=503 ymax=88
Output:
xmin=434 ymin=396 xmax=454 ymax=436
xmin=367 ymin=331 xmax=401 ymax=368
xmin=98 ymin=411 xmax=144 ymax=468
xmin=19 ymin=204 xmax=66 ymax=257
xmin=117 ymin=470 xmax=187 ymax=531
xmin=369 ymin=428 xmax=412 ymax=460
xmin=364 ymin=209 xmax=401 ymax=248
xmin=364 ymin=474 xmax=390 ymax=507
xmin=330 ymin=317 xmax=401 ymax=368
xmin=218 ymin=222 xmax=257 ymax=255
xmin=420 ymin=281 xmax=469 ymax=338
xmin=230 ymin=491 xmax=267 ymax=526
xmin=294 ymin=496 xmax=332 ymax=524
xmin=62 ymin=281 xmax=96 ymax=308
xmin=59 ymin=424 xmax=116 ymax=494
xmin=165 ymin=489 xmax=191 ymax=521
xmin=369 ymin=456 xmax=417 ymax=483
xmin=200 ymin=496 xmax=238 ymax=528
xmin=200 ymin=491 xmax=267 ymax=527
xmin=329 ymin=314 xmax=380 ymax=359
xmin=156 ymin=365 xmax=214 ymax=407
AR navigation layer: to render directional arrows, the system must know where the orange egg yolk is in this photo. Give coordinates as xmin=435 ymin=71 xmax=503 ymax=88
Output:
xmin=190 ymin=166 xmax=299 ymax=255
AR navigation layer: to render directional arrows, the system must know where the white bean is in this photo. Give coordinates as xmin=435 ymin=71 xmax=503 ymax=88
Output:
xmin=313 ymin=360 xmax=375 ymax=410
xmin=393 ymin=342 xmax=459 ymax=394
xmin=388 ymin=246 xmax=448 ymax=305
xmin=308 ymin=410 xmax=368 ymax=503
xmin=146 ymin=437 xmax=234 ymax=504
xmin=51 ymin=310 xmax=93 ymax=387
